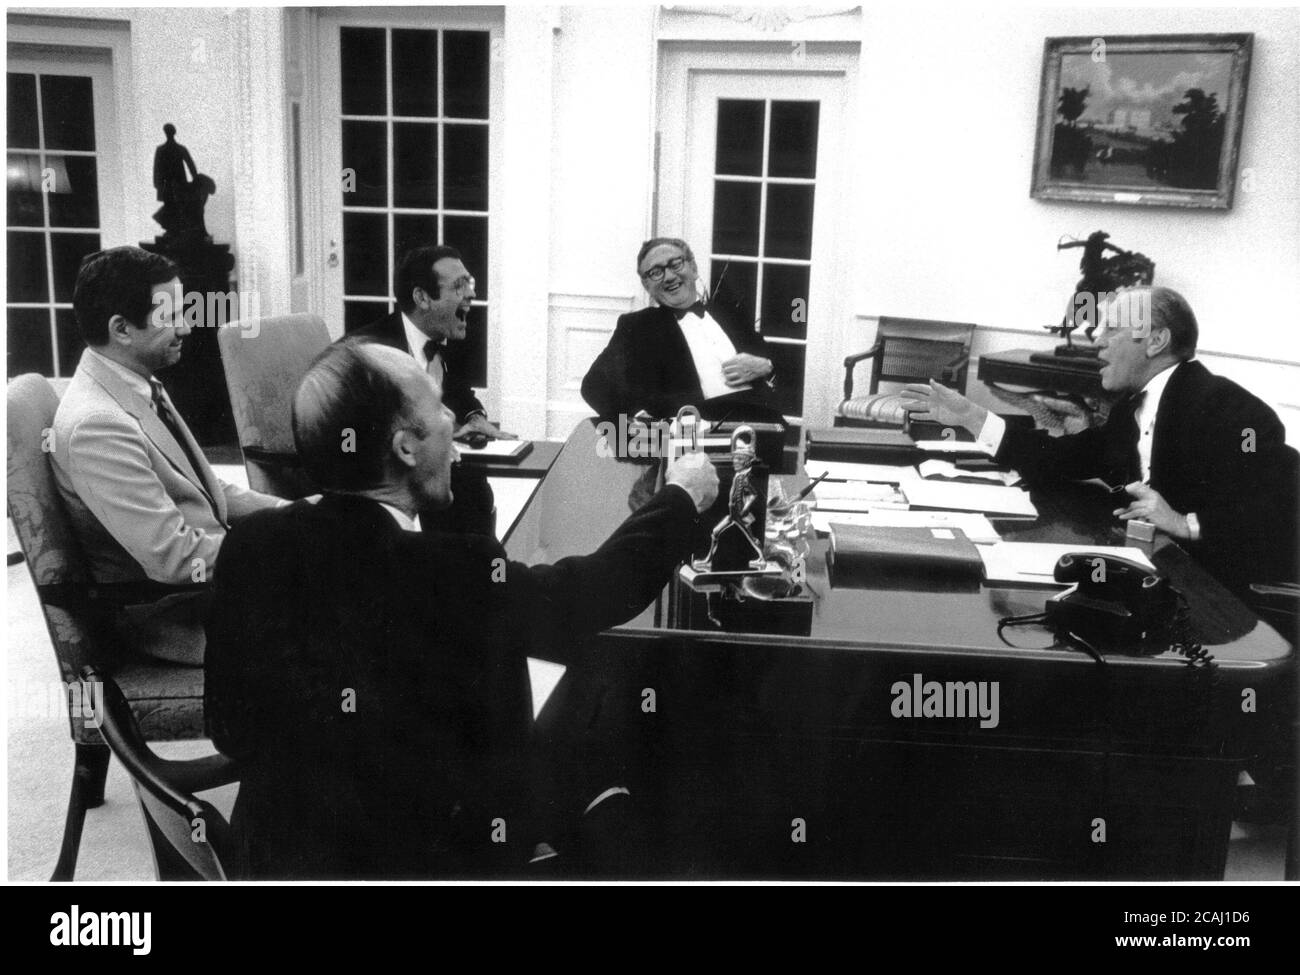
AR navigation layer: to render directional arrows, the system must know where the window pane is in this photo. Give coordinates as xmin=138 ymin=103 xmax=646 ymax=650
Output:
xmin=764 ymin=183 xmax=814 ymax=260
xmin=768 ymin=101 xmax=819 ymax=179
xmin=393 ymin=213 xmax=439 ymax=258
xmin=55 ymin=308 xmax=84 ymax=376
xmin=40 ymin=75 xmax=96 ymax=151
xmin=344 ymin=300 xmax=388 ymax=334
xmin=7 ymin=74 xmax=38 ymax=148
xmin=443 ymin=125 xmax=488 ymax=210
xmin=341 ymin=121 xmax=387 ymax=207
xmin=393 ymin=123 xmax=438 ymax=208
xmin=50 ymin=232 xmax=101 ymax=303
xmin=341 ymin=27 xmax=386 ymax=115
xmin=343 ymin=212 xmax=388 ymax=296
xmin=392 ymin=29 xmax=438 ymax=118
xmin=711 ymin=181 xmax=761 ymax=257
xmin=710 ymin=259 xmax=757 ymax=334
xmin=443 ymin=31 xmax=490 ymax=120
xmin=7 ymin=153 xmax=45 ymax=226
xmin=7 ymin=307 xmax=53 ymax=377
xmin=715 ymin=99 xmax=764 ymax=177
xmin=7 ymin=231 xmax=48 ymax=303
xmin=46 ymin=155 xmax=100 ymax=228
xmin=445 ymin=303 xmax=486 ymax=388
xmin=443 ymin=215 xmax=487 ymax=300
xmin=759 ymin=263 xmax=809 ymax=340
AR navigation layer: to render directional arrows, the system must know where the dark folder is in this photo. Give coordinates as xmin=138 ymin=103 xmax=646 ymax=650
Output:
xmin=828 ymin=523 xmax=983 ymax=590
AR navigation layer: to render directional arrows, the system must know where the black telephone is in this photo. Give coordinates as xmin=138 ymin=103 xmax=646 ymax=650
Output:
xmin=1045 ymin=552 xmax=1178 ymax=651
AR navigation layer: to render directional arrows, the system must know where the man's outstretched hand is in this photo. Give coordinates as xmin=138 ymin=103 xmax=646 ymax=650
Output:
xmin=900 ymin=380 xmax=988 ymax=435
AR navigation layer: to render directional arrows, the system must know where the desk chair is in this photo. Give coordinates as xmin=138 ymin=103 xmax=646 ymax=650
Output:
xmin=7 ymin=374 xmax=212 ymax=880
xmin=81 ymin=666 xmax=239 ymax=880
xmin=837 ymin=317 xmax=976 ymax=428
xmin=218 ymin=313 xmax=329 ymax=499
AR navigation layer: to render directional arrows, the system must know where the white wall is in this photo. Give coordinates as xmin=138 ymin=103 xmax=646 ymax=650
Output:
xmin=852 ymin=6 xmax=1300 ymax=430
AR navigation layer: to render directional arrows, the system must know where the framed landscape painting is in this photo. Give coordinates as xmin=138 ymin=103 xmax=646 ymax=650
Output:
xmin=1030 ymin=34 xmax=1252 ymax=209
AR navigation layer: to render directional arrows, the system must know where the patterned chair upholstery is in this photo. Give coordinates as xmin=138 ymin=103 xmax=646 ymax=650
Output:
xmin=217 ymin=313 xmax=330 ymax=499
xmin=7 ymin=374 xmax=211 ymax=880
xmin=837 ymin=317 xmax=976 ymax=428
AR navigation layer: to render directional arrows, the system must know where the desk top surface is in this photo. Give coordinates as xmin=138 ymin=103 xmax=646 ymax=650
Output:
xmin=504 ymin=420 xmax=1290 ymax=670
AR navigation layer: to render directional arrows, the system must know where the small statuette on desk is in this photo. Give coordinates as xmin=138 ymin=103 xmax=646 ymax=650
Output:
xmin=683 ymin=424 xmax=782 ymax=587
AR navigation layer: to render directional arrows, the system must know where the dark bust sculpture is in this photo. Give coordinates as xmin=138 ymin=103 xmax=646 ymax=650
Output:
xmin=152 ymin=124 xmax=215 ymax=241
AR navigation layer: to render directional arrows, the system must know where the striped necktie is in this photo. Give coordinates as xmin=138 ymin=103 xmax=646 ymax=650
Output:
xmin=150 ymin=379 xmax=220 ymax=519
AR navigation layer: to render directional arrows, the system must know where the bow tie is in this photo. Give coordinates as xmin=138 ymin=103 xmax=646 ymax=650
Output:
xmin=672 ymin=301 xmax=707 ymax=321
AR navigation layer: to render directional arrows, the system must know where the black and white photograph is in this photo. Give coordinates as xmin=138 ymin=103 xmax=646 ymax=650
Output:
xmin=4 ymin=1 xmax=1297 ymax=901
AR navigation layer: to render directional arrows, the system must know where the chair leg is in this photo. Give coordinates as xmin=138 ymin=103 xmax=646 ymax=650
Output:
xmin=50 ymin=742 xmax=111 ymax=881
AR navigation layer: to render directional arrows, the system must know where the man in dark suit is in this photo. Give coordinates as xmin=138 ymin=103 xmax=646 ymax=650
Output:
xmin=902 ymin=286 xmax=1298 ymax=596
xmin=349 ymin=243 xmax=510 ymax=532
xmin=205 ymin=341 xmax=718 ymax=878
xmin=581 ymin=237 xmax=784 ymax=422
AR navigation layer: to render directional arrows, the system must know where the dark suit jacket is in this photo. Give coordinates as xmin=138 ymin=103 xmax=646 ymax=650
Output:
xmin=204 ymin=487 xmax=699 ymax=879
xmin=350 ymin=311 xmax=486 ymax=425
xmin=581 ymin=301 xmax=782 ymax=421
xmin=996 ymin=359 xmax=1299 ymax=594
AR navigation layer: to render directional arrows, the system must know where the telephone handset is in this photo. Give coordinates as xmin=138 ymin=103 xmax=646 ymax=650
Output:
xmin=1044 ymin=552 xmax=1178 ymax=651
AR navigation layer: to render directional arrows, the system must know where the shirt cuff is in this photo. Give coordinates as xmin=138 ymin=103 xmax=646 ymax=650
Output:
xmin=461 ymin=409 xmax=487 ymax=424
xmin=1185 ymin=512 xmax=1201 ymax=541
xmin=976 ymin=411 xmax=1007 ymax=455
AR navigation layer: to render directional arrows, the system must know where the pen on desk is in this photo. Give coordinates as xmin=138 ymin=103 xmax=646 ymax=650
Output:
xmin=790 ymin=472 xmax=830 ymax=505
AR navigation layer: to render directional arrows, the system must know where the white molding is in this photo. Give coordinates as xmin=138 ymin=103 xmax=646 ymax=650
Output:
xmin=657 ymin=5 xmax=861 ymax=41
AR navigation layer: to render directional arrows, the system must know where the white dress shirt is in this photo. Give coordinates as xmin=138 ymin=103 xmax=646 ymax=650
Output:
xmin=675 ymin=309 xmax=750 ymax=400
xmin=402 ymin=313 xmax=444 ymax=386
xmin=379 ymin=501 xmax=421 ymax=533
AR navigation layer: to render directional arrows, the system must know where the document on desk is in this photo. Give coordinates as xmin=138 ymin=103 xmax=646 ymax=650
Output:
xmin=805 ymin=460 xmax=920 ymax=483
xmin=812 ymin=481 xmax=909 ymax=512
xmin=902 ymin=479 xmax=1038 ymax=518
xmin=917 ymin=459 xmax=1021 ymax=487
xmin=811 ymin=509 xmax=1001 ymax=544
xmin=456 ymin=439 xmax=534 ymax=461
xmin=979 ymin=542 xmax=1155 ymax=586
xmin=914 ymin=439 xmax=995 ymax=456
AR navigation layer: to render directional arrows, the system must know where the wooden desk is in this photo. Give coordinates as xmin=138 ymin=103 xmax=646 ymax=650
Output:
xmin=505 ymin=421 xmax=1292 ymax=880
xmin=978 ymin=348 xmax=1105 ymax=396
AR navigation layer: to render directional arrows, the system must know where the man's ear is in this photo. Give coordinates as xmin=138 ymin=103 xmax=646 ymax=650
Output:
xmin=107 ymin=314 xmax=135 ymax=348
xmin=390 ymin=427 xmax=418 ymax=470
xmin=411 ymin=286 xmax=430 ymax=310
xmin=1146 ymin=326 xmax=1172 ymax=358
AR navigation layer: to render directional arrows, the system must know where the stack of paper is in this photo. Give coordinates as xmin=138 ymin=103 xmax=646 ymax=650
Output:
xmin=812 ymin=481 xmax=908 ymax=512
xmin=804 ymin=460 xmax=919 ymax=484
xmin=917 ymin=459 xmax=1021 ymax=487
xmin=902 ymin=480 xmax=1038 ymax=518
xmin=913 ymin=440 xmax=995 ymax=456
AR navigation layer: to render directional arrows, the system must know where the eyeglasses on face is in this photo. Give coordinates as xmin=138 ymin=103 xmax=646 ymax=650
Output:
xmin=640 ymin=256 xmax=689 ymax=282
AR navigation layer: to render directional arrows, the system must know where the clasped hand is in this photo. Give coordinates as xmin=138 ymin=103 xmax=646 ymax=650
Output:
xmin=722 ymin=353 xmax=772 ymax=388
xmin=1113 ymin=482 xmax=1190 ymax=539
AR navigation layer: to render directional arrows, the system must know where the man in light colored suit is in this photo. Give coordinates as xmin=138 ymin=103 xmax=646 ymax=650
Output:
xmin=51 ymin=246 xmax=284 ymax=664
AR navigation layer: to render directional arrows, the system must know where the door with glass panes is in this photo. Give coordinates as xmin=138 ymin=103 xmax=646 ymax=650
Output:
xmin=6 ymin=52 xmax=123 ymax=379
xmin=658 ymin=58 xmax=850 ymax=422
xmin=317 ymin=11 xmax=500 ymax=392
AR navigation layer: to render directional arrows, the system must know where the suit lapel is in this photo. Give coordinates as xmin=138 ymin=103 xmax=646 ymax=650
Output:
xmin=1150 ymin=361 xmax=1198 ymax=494
xmin=81 ymin=352 xmax=226 ymax=520
xmin=655 ymin=306 xmax=700 ymax=394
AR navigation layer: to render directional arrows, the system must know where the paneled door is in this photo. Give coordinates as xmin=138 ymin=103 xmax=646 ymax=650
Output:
xmin=316 ymin=10 xmax=501 ymax=390
xmin=657 ymin=47 xmax=855 ymax=422
xmin=6 ymin=52 xmax=122 ymax=378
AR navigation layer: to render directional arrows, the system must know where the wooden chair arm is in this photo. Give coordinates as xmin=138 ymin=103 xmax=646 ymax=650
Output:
xmin=842 ymin=342 xmax=883 ymax=401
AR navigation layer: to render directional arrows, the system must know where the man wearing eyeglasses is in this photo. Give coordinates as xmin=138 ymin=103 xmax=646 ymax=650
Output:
xmin=352 ymin=244 xmax=514 ymax=443
xmin=350 ymin=244 xmax=510 ymax=534
xmin=581 ymin=238 xmax=782 ymax=422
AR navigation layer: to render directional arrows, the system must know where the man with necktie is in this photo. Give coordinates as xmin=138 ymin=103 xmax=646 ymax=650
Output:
xmin=50 ymin=247 xmax=285 ymax=664
xmin=581 ymin=237 xmax=783 ymax=423
xmin=349 ymin=244 xmax=509 ymax=534
xmin=901 ymin=285 xmax=1298 ymax=596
